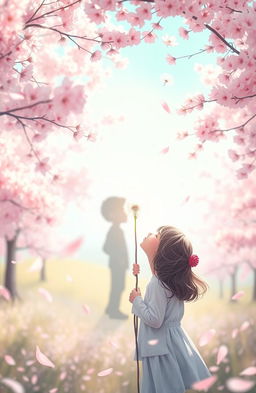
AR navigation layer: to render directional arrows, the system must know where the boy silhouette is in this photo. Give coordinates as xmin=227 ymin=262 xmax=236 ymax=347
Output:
xmin=101 ymin=197 xmax=129 ymax=320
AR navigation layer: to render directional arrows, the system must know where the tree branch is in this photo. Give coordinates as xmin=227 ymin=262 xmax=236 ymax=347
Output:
xmin=211 ymin=113 xmax=256 ymax=133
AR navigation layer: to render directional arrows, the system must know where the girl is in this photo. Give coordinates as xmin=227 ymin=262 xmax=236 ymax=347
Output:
xmin=129 ymin=225 xmax=212 ymax=393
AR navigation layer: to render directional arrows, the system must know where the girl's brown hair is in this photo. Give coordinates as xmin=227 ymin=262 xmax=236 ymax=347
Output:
xmin=153 ymin=226 xmax=208 ymax=302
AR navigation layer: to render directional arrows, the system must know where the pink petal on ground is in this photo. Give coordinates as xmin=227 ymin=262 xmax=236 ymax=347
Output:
xmin=148 ymin=339 xmax=159 ymax=346
xmin=87 ymin=368 xmax=95 ymax=375
xmin=226 ymin=378 xmax=255 ymax=392
xmin=49 ymin=389 xmax=58 ymax=393
xmin=0 ymin=286 xmax=11 ymax=301
xmin=82 ymin=304 xmax=91 ymax=314
xmin=26 ymin=360 xmax=35 ymax=366
xmin=209 ymin=366 xmax=219 ymax=372
xmin=35 ymin=346 xmax=55 ymax=368
xmin=231 ymin=290 xmax=245 ymax=300
xmin=216 ymin=345 xmax=228 ymax=365
xmin=161 ymin=101 xmax=171 ymax=113
xmin=109 ymin=340 xmax=118 ymax=348
xmin=232 ymin=328 xmax=239 ymax=339
xmin=240 ymin=321 xmax=250 ymax=331
xmin=31 ymin=375 xmax=38 ymax=384
xmin=59 ymin=371 xmax=67 ymax=380
xmin=1 ymin=378 xmax=25 ymax=393
xmin=38 ymin=288 xmax=53 ymax=303
xmin=97 ymin=368 xmax=113 ymax=377
xmin=240 ymin=367 xmax=256 ymax=376
xmin=82 ymin=375 xmax=91 ymax=381
xmin=191 ymin=375 xmax=217 ymax=391
xmin=199 ymin=329 xmax=216 ymax=346
xmin=4 ymin=355 xmax=16 ymax=366
xmin=160 ymin=146 xmax=170 ymax=154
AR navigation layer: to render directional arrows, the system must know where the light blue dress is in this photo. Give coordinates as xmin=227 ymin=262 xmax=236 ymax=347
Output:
xmin=132 ymin=275 xmax=212 ymax=393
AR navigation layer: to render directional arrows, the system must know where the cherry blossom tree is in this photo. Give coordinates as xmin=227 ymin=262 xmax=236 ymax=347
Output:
xmin=84 ymin=0 xmax=256 ymax=178
xmin=0 ymin=131 xmax=90 ymax=299
xmin=0 ymin=0 xmax=125 ymax=173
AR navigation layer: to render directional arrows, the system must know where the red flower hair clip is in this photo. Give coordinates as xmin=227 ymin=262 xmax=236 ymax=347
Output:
xmin=189 ymin=254 xmax=199 ymax=267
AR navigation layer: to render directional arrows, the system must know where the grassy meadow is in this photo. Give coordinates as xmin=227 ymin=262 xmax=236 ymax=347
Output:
xmin=0 ymin=259 xmax=256 ymax=393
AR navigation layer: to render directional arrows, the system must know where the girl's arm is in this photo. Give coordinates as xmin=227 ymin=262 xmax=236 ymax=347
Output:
xmin=130 ymin=278 xmax=168 ymax=328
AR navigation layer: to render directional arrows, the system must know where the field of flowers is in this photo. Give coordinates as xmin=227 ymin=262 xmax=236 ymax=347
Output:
xmin=0 ymin=259 xmax=256 ymax=393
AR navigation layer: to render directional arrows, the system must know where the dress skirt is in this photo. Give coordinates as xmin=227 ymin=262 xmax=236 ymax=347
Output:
xmin=140 ymin=325 xmax=212 ymax=393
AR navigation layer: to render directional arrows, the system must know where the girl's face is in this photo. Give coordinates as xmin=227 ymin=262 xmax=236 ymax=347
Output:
xmin=140 ymin=232 xmax=160 ymax=264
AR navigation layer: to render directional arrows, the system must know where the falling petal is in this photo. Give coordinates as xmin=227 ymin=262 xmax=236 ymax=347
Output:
xmin=17 ymin=367 xmax=25 ymax=372
xmin=1 ymin=378 xmax=25 ymax=393
xmin=28 ymin=258 xmax=43 ymax=272
xmin=115 ymin=371 xmax=123 ymax=376
xmin=63 ymin=237 xmax=84 ymax=256
xmin=191 ymin=375 xmax=217 ymax=391
xmin=66 ymin=275 xmax=73 ymax=282
xmin=161 ymin=101 xmax=171 ymax=113
xmin=38 ymin=288 xmax=53 ymax=303
xmin=0 ymin=286 xmax=11 ymax=301
xmin=240 ymin=367 xmax=256 ymax=376
xmin=160 ymin=146 xmax=170 ymax=154
xmin=226 ymin=378 xmax=255 ymax=392
xmin=11 ymin=260 xmax=17 ymax=264
xmin=4 ymin=355 xmax=16 ymax=366
xmin=216 ymin=345 xmax=228 ymax=365
xmin=148 ymin=339 xmax=159 ymax=346
xmin=49 ymin=389 xmax=58 ymax=393
xmin=36 ymin=346 xmax=55 ymax=368
xmin=231 ymin=291 xmax=245 ymax=300
xmin=199 ymin=329 xmax=216 ymax=346
xmin=240 ymin=321 xmax=250 ymax=331
xmin=82 ymin=304 xmax=91 ymax=314
xmin=97 ymin=368 xmax=113 ymax=377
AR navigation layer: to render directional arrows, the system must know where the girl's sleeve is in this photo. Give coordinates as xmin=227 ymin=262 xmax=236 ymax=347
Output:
xmin=132 ymin=279 xmax=168 ymax=328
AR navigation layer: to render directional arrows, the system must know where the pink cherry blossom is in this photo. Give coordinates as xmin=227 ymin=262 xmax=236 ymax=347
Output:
xmin=166 ymin=54 xmax=176 ymax=65
xmin=143 ymin=31 xmax=156 ymax=44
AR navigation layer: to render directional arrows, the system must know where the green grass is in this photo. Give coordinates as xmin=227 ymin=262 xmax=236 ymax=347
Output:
xmin=0 ymin=259 xmax=256 ymax=393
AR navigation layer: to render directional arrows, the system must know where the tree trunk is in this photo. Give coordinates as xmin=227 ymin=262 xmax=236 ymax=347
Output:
xmin=40 ymin=259 xmax=46 ymax=281
xmin=252 ymin=268 xmax=256 ymax=302
xmin=4 ymin=236 xmax=18 ymax=299
xmin=230 ymin=267 xmax=238 ymax=302
xmin=219 ymin=279 xmax=224 ymax=299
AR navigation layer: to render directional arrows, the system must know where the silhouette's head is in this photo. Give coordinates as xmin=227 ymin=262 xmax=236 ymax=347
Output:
xmin=101 ymin=197 xmax=127 ymax=224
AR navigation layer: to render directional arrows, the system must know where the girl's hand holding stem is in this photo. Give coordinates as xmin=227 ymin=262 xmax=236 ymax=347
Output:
xmin=133 ymin=263 xmax=140 ymax=276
